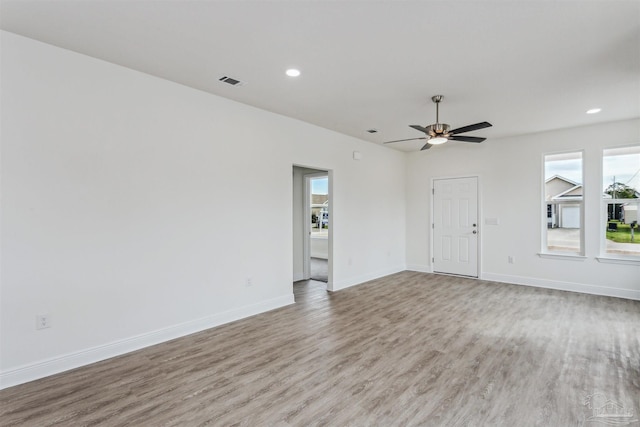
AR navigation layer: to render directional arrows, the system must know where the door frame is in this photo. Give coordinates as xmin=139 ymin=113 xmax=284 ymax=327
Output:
xmin=292 ymin=166 xmax=333 ymax=290
xmin=430 ymin=174 xmax=482 ymax=278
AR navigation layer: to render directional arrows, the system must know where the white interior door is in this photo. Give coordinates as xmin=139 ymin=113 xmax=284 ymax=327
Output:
xmin=433 ymin=177 xmax=479 ymax=277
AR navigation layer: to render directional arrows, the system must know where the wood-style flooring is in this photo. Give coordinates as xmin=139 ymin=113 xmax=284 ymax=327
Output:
xmin=1 ymin=272 xmax=639 ymax=426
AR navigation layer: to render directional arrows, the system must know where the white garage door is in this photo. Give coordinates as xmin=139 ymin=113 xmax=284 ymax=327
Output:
xmin=561 ymin=206 xmax=580 ymax=228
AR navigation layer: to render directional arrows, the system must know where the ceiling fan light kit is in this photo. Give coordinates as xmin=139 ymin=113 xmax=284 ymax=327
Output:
xmin=384 ymin=95 xmax=492 ymax=151
xmin=428 ymin=136 xmax=448 ymax=145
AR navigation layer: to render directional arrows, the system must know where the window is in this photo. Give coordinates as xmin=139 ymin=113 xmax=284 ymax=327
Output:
xmin=543 ymin=151 xmax=584 ymax=254
xmin=602 ymin=146 xmax=640 ymax=258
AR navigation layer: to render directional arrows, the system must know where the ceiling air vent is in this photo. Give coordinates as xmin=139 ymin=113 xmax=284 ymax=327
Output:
xmin=218 ymin=76 xmax=246 ymax=86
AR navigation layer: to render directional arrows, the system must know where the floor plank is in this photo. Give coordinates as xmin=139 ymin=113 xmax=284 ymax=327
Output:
xmin=1 ymin=272 xmax=638 ymax=426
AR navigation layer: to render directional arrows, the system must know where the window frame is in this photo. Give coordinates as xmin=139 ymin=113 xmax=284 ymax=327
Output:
xmin=598 ymin=144 xmax=640 ymax=265
xmin=540 ymin=150 xmax=585 ymax=258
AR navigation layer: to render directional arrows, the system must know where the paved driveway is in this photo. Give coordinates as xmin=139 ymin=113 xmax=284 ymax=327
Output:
xmin=547 ymin=228 xmax=640 ymax=255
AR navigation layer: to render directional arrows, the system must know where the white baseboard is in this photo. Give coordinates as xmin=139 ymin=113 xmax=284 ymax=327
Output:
xmin=293 ymin=273 xmax=305 ymax=282
xmin=0 ymin=294 xmax=295 ymax=390
xmin=331 ymin=265 xmax=406 ymax=292
xmin=5 ymin=271 xmax=635 ymax=390
xmin=406 ymin=264 xmax=433 ymax=273
xmin=481 ymin=272 xmax=640 ymax=301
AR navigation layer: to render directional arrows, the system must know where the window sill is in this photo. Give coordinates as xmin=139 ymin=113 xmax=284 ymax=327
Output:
xmin=537 ymin=253 xmax=587 ymax=261
xmin=596 ymin=256 xmax=640 ymax=266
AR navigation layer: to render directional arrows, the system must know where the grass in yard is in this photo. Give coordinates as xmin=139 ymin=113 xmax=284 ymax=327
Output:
xmin=606 ymin=220 xmax=640 ymax=244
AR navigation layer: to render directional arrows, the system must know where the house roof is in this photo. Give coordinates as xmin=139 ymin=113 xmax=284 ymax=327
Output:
xmin=545 ymin=175 xmax=583 ymax=200
xmin=1 ymin=1 xmax=638 ymax=152
xmin=553 ymin=185 xmax=583 ymax=199
xmin=545 ymin=175 xmax=581 ymax=187
xmin=311 ymin=194 xmax=328 ymax=205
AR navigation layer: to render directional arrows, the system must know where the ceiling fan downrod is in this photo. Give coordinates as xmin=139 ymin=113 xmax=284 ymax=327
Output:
xmin=432 ymin=95 xmax=444 ymax=124
xmin=429 ymin=95 xmax=449 ymax=138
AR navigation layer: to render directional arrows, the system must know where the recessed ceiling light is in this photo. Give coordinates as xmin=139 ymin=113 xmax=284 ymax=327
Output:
xmin=586 ymin=108 xmax=602 ymax=114
xmin=286 ymin=69 xmax=301 ymax=77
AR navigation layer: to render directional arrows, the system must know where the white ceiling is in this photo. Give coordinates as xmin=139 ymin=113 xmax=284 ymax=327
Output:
xmin=1 ymin=1 xmax=639 ymax=151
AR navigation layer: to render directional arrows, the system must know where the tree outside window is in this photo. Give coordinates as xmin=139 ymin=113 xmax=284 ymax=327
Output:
xmin=603 ymin=146 xmax=640 ymax=257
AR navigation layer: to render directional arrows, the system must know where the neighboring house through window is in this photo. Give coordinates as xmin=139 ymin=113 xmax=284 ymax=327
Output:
xmin=543 ymin=152 xmax=584 ymax=255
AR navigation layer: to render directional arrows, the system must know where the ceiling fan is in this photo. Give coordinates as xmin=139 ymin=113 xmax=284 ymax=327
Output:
xmin=384 ymin=95 xmax=492 ymax=151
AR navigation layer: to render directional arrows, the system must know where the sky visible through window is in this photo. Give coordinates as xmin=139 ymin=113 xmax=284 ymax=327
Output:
xmin=311 ymin=177 xmax=328 ymax=195
xmin=545 ymin=152 xmax=582 ymax=185
xmin=545 ymin=158 xmax=582 ymax=183
xmin=603 ymin=148 xmax=640 ymax=193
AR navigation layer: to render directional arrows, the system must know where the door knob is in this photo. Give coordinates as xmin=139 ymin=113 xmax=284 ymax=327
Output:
xmin=473 ymin=230 xmax=477 ymax=234
xmin=473 ymin=223 xmax=477 ymax=227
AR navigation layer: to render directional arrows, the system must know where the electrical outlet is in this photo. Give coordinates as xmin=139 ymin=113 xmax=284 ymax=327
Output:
xmin=36 ymin=314 xmax=51 ymax=330
xmin=508 ymin=256 xmax=515 ymax=264
xmin=245 ymin=277 xmax=253 ymax=287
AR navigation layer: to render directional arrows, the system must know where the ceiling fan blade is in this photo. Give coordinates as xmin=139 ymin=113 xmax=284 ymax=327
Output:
xmin=421 ymin=142 xmax=433 ymax=151
xmin=383 ymin=137 xmax=427 ymax=144
xmin=449 ymin=121 xmax=492 ymax=135
xmin=409 ymin=125 xmax=430 ymax=133
xmin=449 ymin=135 xmax=486 ymax=143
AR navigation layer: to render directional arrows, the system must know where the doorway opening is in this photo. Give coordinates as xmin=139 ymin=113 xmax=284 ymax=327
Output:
xmin=292 ymin=166 xmax=332 ymax=291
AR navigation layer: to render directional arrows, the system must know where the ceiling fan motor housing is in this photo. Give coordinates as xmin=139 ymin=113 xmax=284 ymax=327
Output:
xmin=427 ymin=123 xmax=450 ymax=137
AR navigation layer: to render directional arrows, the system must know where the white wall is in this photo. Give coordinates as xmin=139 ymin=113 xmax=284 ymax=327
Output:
xmin=406 ymin=118 xmax=640 ymax=299
xmin=0 ymin=32 xmax=407 ymax=388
